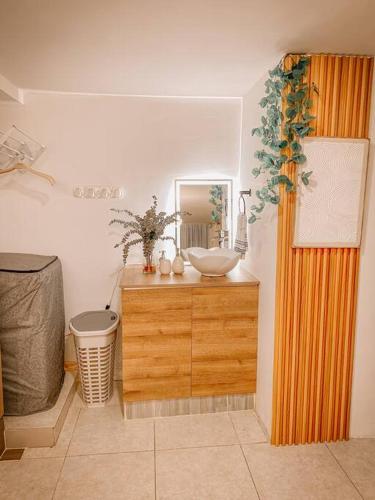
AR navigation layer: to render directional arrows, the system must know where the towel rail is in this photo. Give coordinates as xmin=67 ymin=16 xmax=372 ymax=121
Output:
xmin=238 ymin=189 xmax=251 ymax=214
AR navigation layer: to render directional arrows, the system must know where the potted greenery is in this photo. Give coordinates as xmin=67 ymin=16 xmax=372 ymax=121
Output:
xmin=249 ymin=55 xmax=318 ymax=223
xmin=110 ymin=195 xmax=187 ymax=273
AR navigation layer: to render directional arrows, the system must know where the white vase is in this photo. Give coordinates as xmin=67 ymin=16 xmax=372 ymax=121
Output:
xmin=172 ymin=249 xmax=184 ymax=275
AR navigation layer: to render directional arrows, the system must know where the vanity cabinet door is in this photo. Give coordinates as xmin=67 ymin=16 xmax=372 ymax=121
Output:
xmin=192 ymin=286 xmax=258 ymax=397
xmin=122 ymin=288 xmax=192 ymax=401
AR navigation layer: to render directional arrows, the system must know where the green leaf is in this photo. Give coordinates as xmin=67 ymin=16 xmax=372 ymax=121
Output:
xmin=301 ymin=170 xmax=313 ymax=185
xmin=302 ymin=112 xmax=315 ymax=121
xmin=279 ymin=154 xmax=288 ymax=163
xmin=248 ymin=213 xmax=257 ymax=224
xmin=286 ymin=107 xmax=297 ymax=119
xmin=269 ymin=195 xmax=280 ymax=204
xmin=292 ymin=153 xmax=307 ymax=164
xmin=251 ymin=127 xmax=261 ymax=137
xmin=278 ymin=140 xmax=288 ymax=149
xmin=268 ymin=174 xmax=294 ymax=191
xmin=291 ymin=141 xmax=301 ymax=152
xmin=251 ymin=201 xmax=265 ymax=213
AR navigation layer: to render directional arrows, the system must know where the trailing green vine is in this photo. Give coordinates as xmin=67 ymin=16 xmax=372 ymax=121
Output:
xmin=249 ymin=56 xmax=318 ymax=223
xmin=208 ymin=184 xmax=224 ymax=224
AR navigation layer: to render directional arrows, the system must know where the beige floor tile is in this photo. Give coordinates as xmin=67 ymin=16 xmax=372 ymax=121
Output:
xmin=23 ymin=404 xmax=80 ymax=459
xmin=156 ymin=445 xmax=258 ymax=500
xmin=328 ymin=438 xmax=375 ymax=499
xmin=242 ymin=442 xmax=361 ymax=500
xmin=155 ymin=412 xmax=238 ymax=450
xmin=54 ymin=451 xmax=154 ymax=500
xmin=0 ymin=457 xmax=63 ymax=500
xmin=230 ymin=410 xmax=267 ymax=444
xmin=68 ymin=405 xmax=154 ymax=456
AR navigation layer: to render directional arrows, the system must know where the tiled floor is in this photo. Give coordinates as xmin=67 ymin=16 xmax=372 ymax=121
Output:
xmin=0 ymin=383 xmax=374 ymax=500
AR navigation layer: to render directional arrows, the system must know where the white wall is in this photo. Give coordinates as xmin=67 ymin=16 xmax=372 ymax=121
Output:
xmin=0 ymin=92 xmax=241 ymax=371
xmin=350 ymin=83 xmax=375 ymax=438
xmin=239 ymin=77 xmax=278 ymax=436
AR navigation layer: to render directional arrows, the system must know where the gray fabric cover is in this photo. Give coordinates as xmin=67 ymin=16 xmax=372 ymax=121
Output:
xmin=0 ymin=253 xmax=65 ymax=416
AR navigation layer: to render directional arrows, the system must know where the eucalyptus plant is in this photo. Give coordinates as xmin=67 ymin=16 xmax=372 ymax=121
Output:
xmin=209 ymin=185 xmax=224 ymax=224
xmin=110 ymin=195 xmax=187 ymax=265
xmin=249 ymin=56 xmax=318 ymax=223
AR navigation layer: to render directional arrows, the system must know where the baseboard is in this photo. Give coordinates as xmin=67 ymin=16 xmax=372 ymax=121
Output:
xmin=124 ymin=393 xmax=255 ymax=419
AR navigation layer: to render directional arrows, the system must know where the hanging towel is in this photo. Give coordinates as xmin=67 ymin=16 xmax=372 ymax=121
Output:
xmin=234 ymin=213 xmax=248 ymax=258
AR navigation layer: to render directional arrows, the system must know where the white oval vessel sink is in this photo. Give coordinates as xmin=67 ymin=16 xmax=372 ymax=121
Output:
xmin=186 ymin=247 xmax=240 ymax=277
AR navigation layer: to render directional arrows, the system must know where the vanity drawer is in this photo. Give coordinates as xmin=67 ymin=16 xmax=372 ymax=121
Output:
xmin=191 ymin=286 xmax=258 ymax=397
xmin=122 ymin=288 xmax=192 ymax=401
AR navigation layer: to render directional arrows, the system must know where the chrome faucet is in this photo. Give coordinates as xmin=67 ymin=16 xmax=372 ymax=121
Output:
xmin=217 ymin=229 xmax=229 ymax=248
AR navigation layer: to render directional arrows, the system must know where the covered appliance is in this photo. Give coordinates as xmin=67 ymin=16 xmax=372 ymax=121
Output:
xmin=0 ymin=253 xmax=65 ymax=415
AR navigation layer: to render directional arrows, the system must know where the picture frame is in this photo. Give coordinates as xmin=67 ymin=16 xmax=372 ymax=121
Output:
xmin=293 ymin=137 xmax=369 ymax=248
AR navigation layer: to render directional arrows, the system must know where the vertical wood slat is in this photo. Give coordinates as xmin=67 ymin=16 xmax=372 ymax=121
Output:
xmin=271 ymin=54 xmax=373 ymax=445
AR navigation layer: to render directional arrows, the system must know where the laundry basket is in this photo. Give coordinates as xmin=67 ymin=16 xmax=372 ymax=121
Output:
xmin=70 ymin=310 xmax=119 ymax=407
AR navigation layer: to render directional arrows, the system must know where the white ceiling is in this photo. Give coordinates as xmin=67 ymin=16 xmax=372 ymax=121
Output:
xmin=0 ymin=0 xmax=374 ymax=97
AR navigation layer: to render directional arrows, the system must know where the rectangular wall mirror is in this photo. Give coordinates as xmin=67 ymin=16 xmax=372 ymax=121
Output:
xmin=175 ymin=179 xmax=233 ymax=261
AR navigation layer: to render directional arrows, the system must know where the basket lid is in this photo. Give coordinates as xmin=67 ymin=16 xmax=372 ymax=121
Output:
xmin=0 ymin=253 xmax=57 ymax=273
xmin=70 ymin=310 xmax=119 ymax=336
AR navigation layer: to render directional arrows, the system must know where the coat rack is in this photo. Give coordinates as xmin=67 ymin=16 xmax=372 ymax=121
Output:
xmin=0 ymin=125 xmax=55 ymax=185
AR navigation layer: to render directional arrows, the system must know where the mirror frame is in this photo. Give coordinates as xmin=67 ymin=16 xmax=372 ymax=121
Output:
xmin=174 ymin=178 xmax=233 ymax=252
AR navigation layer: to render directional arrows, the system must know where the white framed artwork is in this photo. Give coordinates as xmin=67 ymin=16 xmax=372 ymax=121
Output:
xmin=293 ymin=137 xmax=369 ymax=248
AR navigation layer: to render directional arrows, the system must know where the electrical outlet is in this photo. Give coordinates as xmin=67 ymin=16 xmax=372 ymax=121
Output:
xmin=73 ymin=186 xmax=125 ymax=199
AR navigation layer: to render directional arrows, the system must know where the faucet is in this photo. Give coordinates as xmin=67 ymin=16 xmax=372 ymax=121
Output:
xmin=217 ymin=229 xmax=229 ymax=248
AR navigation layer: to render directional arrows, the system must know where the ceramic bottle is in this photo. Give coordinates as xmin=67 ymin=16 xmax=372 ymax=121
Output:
xmin=172 ymin=248 xmax=184 ymax=275
xmin=159 ymin=250 xmax=171 ymax=275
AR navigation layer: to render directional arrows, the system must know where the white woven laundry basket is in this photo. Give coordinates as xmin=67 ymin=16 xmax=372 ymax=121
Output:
xmin=70 ymin=310 xmax=119 ymax=408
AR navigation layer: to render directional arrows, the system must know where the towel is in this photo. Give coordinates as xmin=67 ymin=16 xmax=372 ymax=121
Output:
xmin=234 ymin=213 xmax=248 ymax=258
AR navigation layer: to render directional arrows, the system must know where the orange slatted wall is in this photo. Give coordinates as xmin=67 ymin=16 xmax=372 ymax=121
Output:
xmin=272 ymin=54 xmax=374 ymax=445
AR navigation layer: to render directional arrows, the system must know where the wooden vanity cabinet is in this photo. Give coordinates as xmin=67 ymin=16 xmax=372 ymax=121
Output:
xmin=121 ymin=266 xmax=259 ymax=404
xmin=122 ymin=288 xmax=192 ymax=402
xmin=192 ymin=286 xmax=258 ymax=397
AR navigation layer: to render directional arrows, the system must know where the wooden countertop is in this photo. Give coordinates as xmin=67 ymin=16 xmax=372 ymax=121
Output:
xmin=120 ymin=264 xmax=259 ymax=290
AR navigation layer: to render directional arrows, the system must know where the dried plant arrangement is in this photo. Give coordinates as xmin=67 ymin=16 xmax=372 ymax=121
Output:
xmin=110 ymin=195 xmax=188 ymax=272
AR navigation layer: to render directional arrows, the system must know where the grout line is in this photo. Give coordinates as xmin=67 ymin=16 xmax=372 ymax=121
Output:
xmin=52 ymin=403 xmax=82 ymax=499
xmin=324 ymin=443 xmax=364 ymax=500
xmin=157 ymin=442 xmax=239 ymax=453
xmin=65 ymin=443 xmax=240 ymax=458
xmin=252 ymin=409 xmax=271 ymax=443
xmin=60 ymin=441 xmax=270 ymax=459
xmin=229 ymin=412 xmax=261 ymax=499
xmin=53 ymin=449 xmax=155 ymax=459
xmin=239 ymin=445 xmax=261 ymax=500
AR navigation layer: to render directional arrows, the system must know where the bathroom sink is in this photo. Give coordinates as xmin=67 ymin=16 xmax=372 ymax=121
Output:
xmin=186 ymin=247 xmax=240 ymax=277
